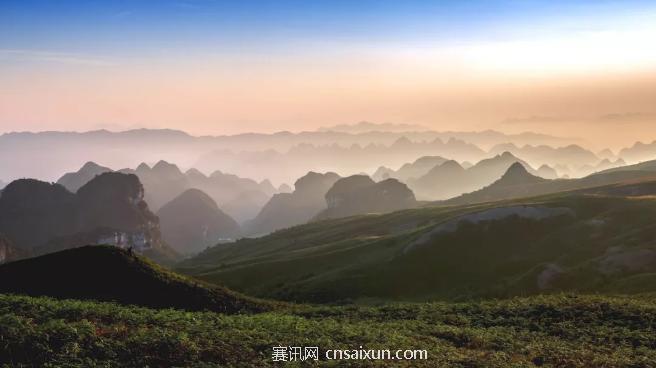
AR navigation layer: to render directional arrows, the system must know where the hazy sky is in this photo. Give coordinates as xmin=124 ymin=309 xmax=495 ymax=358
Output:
xmin=1 ymin=0 xmax=655 ymax=148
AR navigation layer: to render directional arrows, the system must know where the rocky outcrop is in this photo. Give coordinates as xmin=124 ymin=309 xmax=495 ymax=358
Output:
xmin=0 ymin=233 xmax=21 ymax=263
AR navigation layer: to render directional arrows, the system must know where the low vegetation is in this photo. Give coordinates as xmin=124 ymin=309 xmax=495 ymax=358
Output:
xmin=2 ymin=293 xmax=656 ymax=367
xmin=179 ymin=187 xmax=656 ymax=303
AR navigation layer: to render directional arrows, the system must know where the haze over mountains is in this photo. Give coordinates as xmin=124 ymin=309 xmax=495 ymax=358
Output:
xmin=2 ymin=122 xmax=655 ymax=251
xmin=3 ymin=123 xmax=648 ymax=187
xmin=57 ymin=160 xmax=277 ymax=224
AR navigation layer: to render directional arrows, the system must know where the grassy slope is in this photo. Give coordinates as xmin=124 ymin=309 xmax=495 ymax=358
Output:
xmin=179 ymin=183 xmax=656 ymax=302
xmin=0 ymin=245 xmax=273 ymax=313
xmin=2 ymin=293 xmax=656 ymax=367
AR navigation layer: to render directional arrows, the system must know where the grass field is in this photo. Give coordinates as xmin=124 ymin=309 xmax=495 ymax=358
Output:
xmin=178 ymin=190 xmax=656 ymax=303
xmin=2 ymin=293 xmax=656 ymax=367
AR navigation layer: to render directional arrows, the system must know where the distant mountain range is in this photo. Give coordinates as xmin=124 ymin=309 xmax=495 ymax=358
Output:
xmin=447 ymin=160 xmax=656 ymax=206
xmin=0 ymin=127 xmax=610 ymax=186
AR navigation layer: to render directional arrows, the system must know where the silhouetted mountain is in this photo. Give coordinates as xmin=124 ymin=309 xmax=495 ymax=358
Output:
xmin=0 ymin=179 xmax=76 ymax=250
xmin=220 ymin=190 xmax=270 ymax=223
xmin=409 ymin=152 xmax=538 ymax=200
xmin=194 ymin=137 xmax=487 ymax=185
xmin=447 ymin=161 xmax=656 ymax=206
xmin=0 ymin=127 xmax=579 ymax=186
xmin=597 ymin=157 xmax=656 ymax=175
xmin=537 ymin=164 xmax=558 ymax=179
xmin=60 ymin=161 xmax=276 ymax=223
xmin=0 ymin=246 xmax=270 ymax=313
xmin=277 ymin=183 xmax=292 ymax=193
xmin=157 ymin=189 xmax=240 ymax=255
xmin=0 ymin=172 xmax=172 ymax=262
xmin=374 ymin=156 xmax=449 ymax=182
xmin=372 ymin=166 xmax=395 ymax=181
xmin=489 ymin=143 xmax=599 ymax=171
xmin=0 ymin=180 xmax=6 ymax=190
xmin=619 ymin=141 xmax=656 ymax=163
xmin=577 ymin=158 xmax=626 ymax=177
xmin=123 ymin=160 xmax=190 ymax=210
xmin=597 ymin=148 xmax=617 ymax=161
xmin=448 ymin=163 xmax=549 ymax=204
xmin=246 ymin=172 xmax=341 ymax=235
xmin=315 ymin=176 xmax=417 ymax=220
xmin=57 ymin=161 xmax=112 ymax=192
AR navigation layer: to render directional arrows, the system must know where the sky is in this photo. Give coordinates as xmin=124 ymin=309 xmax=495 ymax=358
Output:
xmin=1 ymin=0 xmax=656 ymax=148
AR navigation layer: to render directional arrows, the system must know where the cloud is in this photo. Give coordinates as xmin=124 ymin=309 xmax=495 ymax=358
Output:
xmin=0 ymin=49 xmax=116 ymax=67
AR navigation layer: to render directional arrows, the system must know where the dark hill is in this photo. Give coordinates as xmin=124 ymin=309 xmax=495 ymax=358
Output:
xmin=0 ymin=173 xmax=176 ymax=263
xmin=447 ymin=163 xmax=656 ymax=206
xmin=316 ymin=175 xmax=417 ymax=220
xmin=157 ymin=189 xmax=240 ymax=255
xmin=57 ymin=161 xmax=112 ymax=192
xmin=495 ymin=162 xmax=547 ymax=186
xmin=0 ymin=245 xmax=270 ymax=313
xmin=0 ymin=179 xmax=76 ymax=249
xmin=245 ymin=171 xmax=341 ymax=235
xmin=63 ymin=160 xmax=276 ymax=222
xmin=408 ymin=152 xmax=539 ymax=200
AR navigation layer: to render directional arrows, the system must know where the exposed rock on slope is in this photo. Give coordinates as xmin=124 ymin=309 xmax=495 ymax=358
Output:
xmin=0 ymin=233 xmax=21 ymax=263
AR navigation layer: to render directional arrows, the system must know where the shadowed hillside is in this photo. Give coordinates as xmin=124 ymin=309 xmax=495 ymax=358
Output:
xmin=0 ymin=245 xmax=270 ymax=313
xmin=447 ymin=162 xmax=656 ymax=206
xmin=157 ymin=189 xmax=240 ymax=255
xmin=245 ymin=171 xmax=341 ymax=235
xmin=180 ymin=181 xmax=656 ymax=303
xmin=0 ymin=172 xmax=178 ymax=263
xmin=315 ymin=175 xmax=417 ymax=220
xmin=408 ymin=152 xmax=543 ymax=200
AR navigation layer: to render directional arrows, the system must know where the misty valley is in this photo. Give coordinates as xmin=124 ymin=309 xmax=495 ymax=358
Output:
xmin=3 ymin=125 xmax=656 ymax=366
xmin=3 ymin=0 xmax=656 ymax=366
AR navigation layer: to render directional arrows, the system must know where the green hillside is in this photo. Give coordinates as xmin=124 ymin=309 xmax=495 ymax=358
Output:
xmin=179 ymin=182 xmax=656 ymax=303
xmin=2 ymin=293 xmax=656 ymax=367
xmin=0 ymin=245 xmax=271 ymax=313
